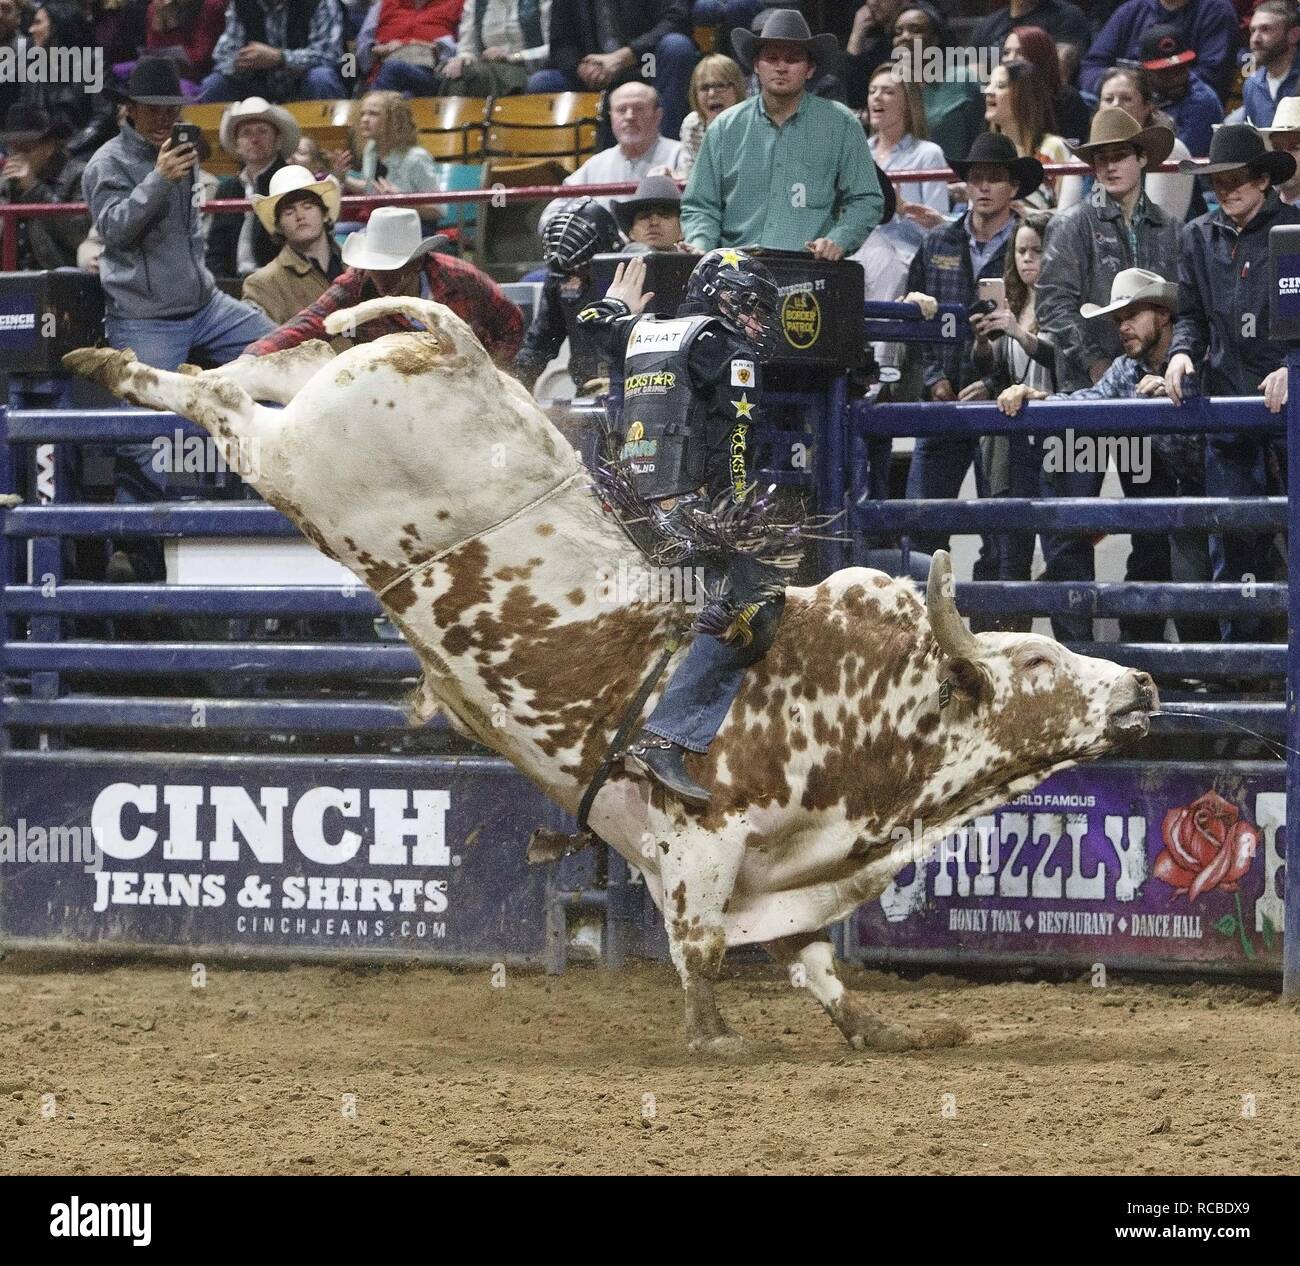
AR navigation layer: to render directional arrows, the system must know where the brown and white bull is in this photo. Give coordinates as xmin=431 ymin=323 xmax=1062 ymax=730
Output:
xmin=65 ymin=299 xmax=1156 ymax=1055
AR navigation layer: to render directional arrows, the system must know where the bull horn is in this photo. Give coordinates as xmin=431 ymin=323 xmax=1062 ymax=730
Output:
xmin=926 ymin=550 xmax=980 ymax=660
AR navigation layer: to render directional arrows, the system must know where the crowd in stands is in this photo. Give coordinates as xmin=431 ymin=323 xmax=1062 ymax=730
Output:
xmin=0 ymin=0 xmax=1295 ymax=650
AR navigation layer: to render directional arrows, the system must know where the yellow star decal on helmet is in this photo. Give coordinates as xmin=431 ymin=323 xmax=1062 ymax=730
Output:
xmin=718 ymin=249 xmax=743 ymax=267
xmin=732 ymin=392 xmax=754 ymax=418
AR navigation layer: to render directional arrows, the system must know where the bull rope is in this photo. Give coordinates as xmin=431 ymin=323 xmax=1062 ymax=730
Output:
xmin=373 ymin=466 xmax=588 ymax=600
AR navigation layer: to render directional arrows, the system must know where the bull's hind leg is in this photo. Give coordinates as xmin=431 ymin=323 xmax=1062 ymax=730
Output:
xmin=190 ymin=340 xmax=336 ymax=405
xmin=655 ymin=822 xmax=751 ymax=1056
xmin=766 ymin=933 xmax=969 ymax=1052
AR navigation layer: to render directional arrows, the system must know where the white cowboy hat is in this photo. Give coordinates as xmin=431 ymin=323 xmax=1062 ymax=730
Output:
xmin=253 ymin=164 xmax=343 ymax=236
xmin=1080 ymin=267 xmax=1179 ymax=319
xmin=218 ymin=96 xmax=301 ymax=159
xmin=1255 ymin=95 xmax=1300 ymax=142
xmin=340 ymin=206 xmax=451 ymax=271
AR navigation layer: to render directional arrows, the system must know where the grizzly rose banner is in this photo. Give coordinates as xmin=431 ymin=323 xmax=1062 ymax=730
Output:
xmin=852 ymin=761 xmax=1285 ymax=974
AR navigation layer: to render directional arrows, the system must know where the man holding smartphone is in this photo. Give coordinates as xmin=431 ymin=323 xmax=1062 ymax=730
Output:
xmin=82 ymin=56 xmax=274 ymax=581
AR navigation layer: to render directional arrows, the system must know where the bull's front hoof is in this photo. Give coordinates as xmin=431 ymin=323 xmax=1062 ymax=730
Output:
xmin=62 ymin=346 xmax=136 ymax=390
xmin=834 ymin=995 xmax=970 ymax=1052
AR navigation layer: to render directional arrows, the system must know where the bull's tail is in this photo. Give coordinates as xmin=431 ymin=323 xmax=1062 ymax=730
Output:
xmin=323 ymin=297 xmax=492 ymax=373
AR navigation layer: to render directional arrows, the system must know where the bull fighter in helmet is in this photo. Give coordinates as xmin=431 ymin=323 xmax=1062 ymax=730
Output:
xmin=578 ymin=247 xmax=783 ymax=807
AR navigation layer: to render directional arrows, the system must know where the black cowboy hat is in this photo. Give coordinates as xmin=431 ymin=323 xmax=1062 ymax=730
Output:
xmin=106 ymin=55 xmax=187 ymax=106
xmin=949 ymin=132 xmax=1044 ymax=201
xmin=0 ymin=102 xmax=73 ymax=145
xmin=613 ymin=174 xmax=682 ymax=233
xmin=731 ymin=8 xmax=839 ymax=75
xmin=1177 ymin=123 xmax=1296 ymax=184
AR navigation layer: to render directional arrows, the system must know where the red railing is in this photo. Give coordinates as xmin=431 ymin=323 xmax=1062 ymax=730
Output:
xmin=0 ymin=160 xmax=1203 ymax=271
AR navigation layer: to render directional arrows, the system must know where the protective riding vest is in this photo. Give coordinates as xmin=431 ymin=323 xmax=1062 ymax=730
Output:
xmin=616 ymin=313 xmax=722 ymax=502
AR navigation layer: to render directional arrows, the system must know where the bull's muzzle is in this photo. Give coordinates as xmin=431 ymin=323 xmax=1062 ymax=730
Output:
xmin=1105 ymin=670 xmax=1158 ymax=741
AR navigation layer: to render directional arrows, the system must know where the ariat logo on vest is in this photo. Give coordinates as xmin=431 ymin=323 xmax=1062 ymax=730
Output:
xmin=627 ymin=318 xmax=692 ymax=356
xmin=731 ymin=359 xmax=754 ymax=386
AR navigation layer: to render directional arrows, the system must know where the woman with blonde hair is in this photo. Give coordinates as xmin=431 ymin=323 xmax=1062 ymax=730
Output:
xmin=678 ymin=55 xmax=747 ymax=175
xmin=331 ymin=90 xmax=444 ymax=226
xmin=984 ymin=59 xmax=1080 ymax=210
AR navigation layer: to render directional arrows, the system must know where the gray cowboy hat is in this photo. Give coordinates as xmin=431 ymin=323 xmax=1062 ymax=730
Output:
xmin=1079 ymin=267 xmax=1179 ymax=319
xmin=731 ymin=8 xmax=838 ymax=75
xmin=105 ymin=55 xmax=187 ymax=106
xmin=1177 ymin=123 xmax=1296 ymax=184
xmin=613 ymin=174 xmax=682 ymax=234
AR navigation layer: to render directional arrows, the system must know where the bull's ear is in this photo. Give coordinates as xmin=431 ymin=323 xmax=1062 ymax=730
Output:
xmin=940 ymin=656 xmax=993 ymax=708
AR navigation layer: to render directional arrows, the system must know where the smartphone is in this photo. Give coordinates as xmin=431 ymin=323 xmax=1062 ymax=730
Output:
xmin=978 ymin=278 xmax=1006 ymax=310
xmin=169 ymin=121 xmax=202 ymax=152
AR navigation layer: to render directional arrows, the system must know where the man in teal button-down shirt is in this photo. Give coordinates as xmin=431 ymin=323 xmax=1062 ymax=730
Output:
xmin=681 ymin=9 xmax=884 ymax=260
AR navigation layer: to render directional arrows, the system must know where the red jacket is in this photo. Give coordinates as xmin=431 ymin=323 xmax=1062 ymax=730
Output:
xmin=145 ymin=0 xmax=227 ymax=79
xmin=376 ymin=0 xmax=465 ymax=46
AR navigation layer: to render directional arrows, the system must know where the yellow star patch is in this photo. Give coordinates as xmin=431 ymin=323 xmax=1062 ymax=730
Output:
xmin=732 ymin=392 xmax=754 ymax=419
xmin=718 ymin=249 xmax=743 ymax=267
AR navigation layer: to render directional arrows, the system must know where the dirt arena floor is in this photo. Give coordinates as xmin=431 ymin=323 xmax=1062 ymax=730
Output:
xmin=1 ymin=953 xmax=1297 ymax=1176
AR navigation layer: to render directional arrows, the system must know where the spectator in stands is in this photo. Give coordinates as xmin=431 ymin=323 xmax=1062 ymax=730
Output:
xmin=242 ymin=205 xmax=523 ymax=363
xmin=691 ymin=0 xmax=763 ymax=47
xmin=205 ymin=97 xmax=297 ymax=281
xmin=527 ymin=0 xmax=698 ymax=137
xmin=1241 ymin=0 xmax=1300 ymax=127
xmin=82 ymin=57 xmax=274 ymax=580
xmin=357 ymin=0 xmax=464 ymax=93
xmin=290 ymin=134 xmax=327 ymax=176
xmin=1036 ymin=107 xmax=1180 ymax=392
xmin=96 ymin=0 xmax=150 ymax=68
xmin=1133 ymin=24 xmax=1222 ymax=160
xmin=1097 ymin=64 xmax=1196 ymax=218
xmin=199 ymin=0 xmax=347 ymax=102
xmin=331 ymin=92 xmax=444 ymax=228
xmin=681 ymin=9 xmax=883 ymax=257
xmin=538 ymin=81 xmax=685 ymax=228
xmin=972 ymin=0 xmax=1094 ymax=78
xmin=1001 ymin=266 xmax=1214 ymax=644
xmin=844 ymin=0 xmax=907 ymax=108
xmin=984 ymin=59 xmax=1081 ymax=209
xmin=437 ymin=0 xmax=552 ymax=96
xmin=902 ymin=133 xmax=1041 ymax=578
xmin=614 ymin=171 xmax=681 ymax=250
xmin=0 ymin=0 xmax=28 ymax=123
xmin=678 ymin=53 xmax=745 ymax=176
xmin=1164 ymin=126 xmax=1300 ymax=639
xmin=970 ymin=209 xmax=1055 ymax=620
xmin=1255 ymin=95 xmax=1300 ymax=206
xmin=24 ymin=3 xmax=118 ymax=155
xmin=514 ymin=195 xmax=621 ymax=393
xmin=241 ymin=165 xmax=345 ymax=325
xmin=1002 ymin=25 xmax=1092 ymax=144
xmin=0 ymin=103 xmax=89 ymax=268
xmin=889 ymin=3 xmax=984 ymax=165
xmin=116 ymin=0 xmax=226 ymax=100
xmin=1080 ymin=0 xmax=1240 ymax=100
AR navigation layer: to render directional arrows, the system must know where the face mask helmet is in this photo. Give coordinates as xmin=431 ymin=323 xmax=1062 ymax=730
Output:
xmin=542 ymin=198 xmax=622 ymax=274
xmin=684 ymin=247 xmax=782 ymax=359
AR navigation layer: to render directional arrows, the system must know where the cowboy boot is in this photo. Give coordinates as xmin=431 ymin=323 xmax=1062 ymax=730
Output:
xmin=624 ymin=729 xmax=712 ymax=806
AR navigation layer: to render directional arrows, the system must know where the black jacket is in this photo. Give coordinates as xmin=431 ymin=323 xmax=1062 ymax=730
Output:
xmin=205 ymin=157 xmax=286 ymax=280
xmin=514 ymin=267 xmax=603 ymax=390
xmin=546 ymin=0 xmax=690 ymax=73
xmin=1170 ymin=192 xmax=1300 ymax=397
xmin=2 ymin=149 xmax=89 ymax=270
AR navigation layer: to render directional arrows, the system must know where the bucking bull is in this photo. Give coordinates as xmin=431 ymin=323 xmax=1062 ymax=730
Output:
xmin=65 ymin=299 xmax=1157 ymax=1055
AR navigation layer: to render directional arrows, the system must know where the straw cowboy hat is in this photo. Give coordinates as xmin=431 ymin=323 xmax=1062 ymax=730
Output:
xmin=1080 ymin=267 xmax=1179 ymax=320
xmin=1254 ymin=94 xmax=1300 ymax=143
xmin=252 ymin=164 xmax=343 ymax=236
xmin=949 ymin=132 xmax=1044 ymax=201
xmin=106 ymin=55 xmax=187 ymax=105
xmin=340 ymin=206 xmax=451 ymax=271
xmin=731 ymin=8 xmax=838 ymax=74
xmin=1067 ymin=107 xmax=1174 ymax=168
xmin=218 ymin=97 xmax=301 ymax=159
xmin=613 ymin=174 xmax=682 ymax=234
xmin=1177 ymin=123 xmax=1296 ymax=184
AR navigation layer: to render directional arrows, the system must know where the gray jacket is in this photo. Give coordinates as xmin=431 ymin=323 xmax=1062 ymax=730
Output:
xmin=1036 ymin=182 xmax=1182 ymax=393
xmin=82 ymin=122 xmax=215 ymax=320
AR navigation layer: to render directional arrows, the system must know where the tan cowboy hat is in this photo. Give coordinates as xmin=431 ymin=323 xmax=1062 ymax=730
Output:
xmin=1080 ymin=267 xmax=1179 ymax=320
xmin=1254 ymin=95 xmax=1300 ymax=143
xmin=1067 ymin=107 xmax=1174 ymax=168
xmin=340 ymin=206 xmax=451 ymax=271
xmin=253 ymin=164 xmax=343 ymax=236
xmin=218 ymin=97 xmax=301 ymax=159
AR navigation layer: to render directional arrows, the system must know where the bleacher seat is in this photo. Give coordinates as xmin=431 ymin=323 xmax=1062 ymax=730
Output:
xmin=486 ymin=92 xmax=601 ymax=164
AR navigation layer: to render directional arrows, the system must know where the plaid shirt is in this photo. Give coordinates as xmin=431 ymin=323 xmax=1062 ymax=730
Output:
xmin=906 ymin=210 xmax=1017 ymax=396
xmin=244 ymin=254 xmax=525 ymax=364
xmin=212 ymin=0 xmax=345 ymax=76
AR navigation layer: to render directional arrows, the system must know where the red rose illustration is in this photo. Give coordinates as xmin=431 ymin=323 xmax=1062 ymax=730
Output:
xmin=1155 ymin=790 xmax=1258 ymax=902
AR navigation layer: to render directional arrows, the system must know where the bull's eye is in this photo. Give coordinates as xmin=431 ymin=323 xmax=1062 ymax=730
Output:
xmin=1021 ymin=654 xmax=1052 ymax=672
